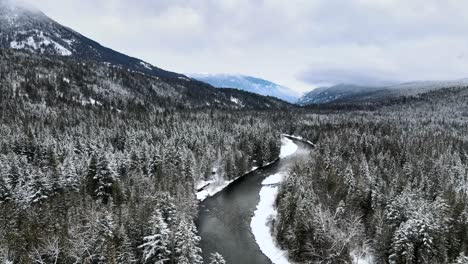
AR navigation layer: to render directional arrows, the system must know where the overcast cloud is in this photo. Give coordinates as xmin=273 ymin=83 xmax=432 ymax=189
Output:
xmin=19 ymin=0 xmax=468 ymax=93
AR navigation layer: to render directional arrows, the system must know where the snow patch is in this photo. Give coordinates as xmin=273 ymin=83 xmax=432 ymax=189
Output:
xmin=279 ymin=137 xmax=298 ymax=158
xmin=262 ymin=173 xmax=284 ymax=185
xmin=53 ymin=42 xmax=72 ymax=56
xmin=352 ymin=251 xmax=374 ymax=264
xmin=81 ymin=98 xmax=103 ymax=106
xmin=230 ymin=96 xmax=245 ymax=107
xmin=196 ymin=163 xmax=266 ymax=201
xmin=9 ymin=31 xmax=72 ymax=56
xmin=139 ymin=61 xmax=153 ymax=70
xmin=196 ymin=165 xmax=261 ymax=201
xmin=250 ymin=137 xmax=302 ymax=264
xmin=281 ymin=134 xmax=315 ymax=147
xmin=230 ymin=97 xmax=240 ymax=104
xmin=196 ymin=179 xmax=234 ymax=201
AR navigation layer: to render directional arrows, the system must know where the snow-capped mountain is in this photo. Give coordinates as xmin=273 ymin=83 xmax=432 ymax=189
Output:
xmin=298 ymin=79 xmax=468 ymax=105
xmin=0 ymin=1 xmax=292 ymax=110
xmin=188 ymin=74 xmax=302 ymax=103
xmin=0 ymin=48 xmax=292 ymax=111
xmin=0 ymin=0 xmax=183 ymax=79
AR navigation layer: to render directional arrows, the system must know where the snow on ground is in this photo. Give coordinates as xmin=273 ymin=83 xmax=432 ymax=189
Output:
xmin=352 ymin=251 xmax=374 ymax=264
xmin=230 ymin=96 xmax=240 ymax=104
xmin=81 ymin=98 xmax=102 ymax=106
xmin=250 ymin=137 xmax=300 ymax=264
xmin=196 ymin=165 xmax=261 ymax=201
xmin=281 ymin=134 xmax=315 ymax=147
xmin=139 ymin=61 xmax=153 ymax=70
xmin=279 ymin=137 xmax=298 ymax=158
xmin=262 ymin=173 xmax=284 ymax=185
xmin=196 ymin=178 xmax=234 ymax=201
xmin=251 ymin=173 xmax=291 ymax=264
xmin=10 ymin=32 xmax=73 ymax=56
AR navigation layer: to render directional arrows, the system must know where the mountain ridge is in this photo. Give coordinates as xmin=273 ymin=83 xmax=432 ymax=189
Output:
xmin=189 ymin=73 xmax=302 ymax=103
xmin=0 ymin=0 xmax=185 ymax=79
xmin=0 ymin=1 xmax=292 ymax=111
xmin=298 ymin=79 xmax=468 ymax=105
xmin=0 ymin=48 xmax=292 ymax=111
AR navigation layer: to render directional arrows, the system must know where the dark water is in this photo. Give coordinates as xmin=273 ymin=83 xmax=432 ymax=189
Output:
xmin=196 ymin=139 xmax=311 ymax=264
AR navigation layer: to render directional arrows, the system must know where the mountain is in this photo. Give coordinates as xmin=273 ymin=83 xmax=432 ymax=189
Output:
xmin=0 ymin=49 xmax=291 ymax=111
xmin=0 ymin=0 xmax=183 ymax=79
xmin=0 ymin=0 xmax=292 ymax=111
xmin=188 ymin=74 xmax=302 ymax=103
xmin=298 ymin=80 xmax=468 ymax=105
xmin=297 ymin=84 xmax=377 ymax=105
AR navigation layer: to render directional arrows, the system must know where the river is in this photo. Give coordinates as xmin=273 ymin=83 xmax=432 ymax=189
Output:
xmin=196 ymin=137 xmax=312 ymax=264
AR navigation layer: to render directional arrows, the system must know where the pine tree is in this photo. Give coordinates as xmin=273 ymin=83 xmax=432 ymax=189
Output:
xmin=453 ymin=253 xmax=468 ymax=264
xmin=117 ymin=230 xmax=137 ymax=264
xmin=61 ymin=157 xmax=79 ymax=191
xmin=87 ymin=153 xmax=117 ymax=204
xmin=27 ymin=168 xmax=48 ymax=205
xmin=86 ymin=154 xmax=98 ymax=197
xmin=0 ymin=174 xmax=10 ymax=203
xmin=157 ymin=194 xmax=177 ymax=227
xmin=7 ymin=162 xmax=20 ymax=190
xmin=343 ymin=164 xmax=356 ymax=192
xmin=139 ymin=210 xmax=171 ymax=264
xmin=209 ymin=252 xmax=226 ymax=264
xmin=183 ymin=152 xmax=195 ymax=192
xmin=173 ymin=219 xmax=203 ymax=264
xmin=46 ymin=147 xmax=62 ymax=194
xmin=92 ymin=210 xmax=117 ymax=264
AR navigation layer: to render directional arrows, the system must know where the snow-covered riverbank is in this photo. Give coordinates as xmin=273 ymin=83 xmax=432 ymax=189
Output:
xmin=251 ymin=174 xmax=290 ymax=264
xmin=279 ymin=137 xmax=298 ymax=158
xmin=196 ymin=136 xmax=298 ymax=202
xmin=251 ymin=137 xmax=298 ymax=264
xmin=196 ymin=166 xmax=259 ymax=201
xmin=281 ymin=133 xmax=315 ymax=147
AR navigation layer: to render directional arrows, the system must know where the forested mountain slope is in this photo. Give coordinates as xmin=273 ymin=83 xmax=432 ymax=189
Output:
xmin=0 ymin=49 xmax=291 ymax=111
xmin=274 ymin=86 xmax=468 ymax=263
xmin=0 ymin=63 xmax=290 ymax=262
xmin=297 ymin=84 xmax=379 ymax=105
xmin=0 ymin=0 xmax=183 ymax=79
xmin=0 ymin=1 xmax=291 ymax=111
xmin=298 ymin=80 xmax=468 ymax=106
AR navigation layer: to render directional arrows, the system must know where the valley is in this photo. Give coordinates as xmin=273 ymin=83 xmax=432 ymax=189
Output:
xmin=1 ymin=1 xmax=468 ymax=264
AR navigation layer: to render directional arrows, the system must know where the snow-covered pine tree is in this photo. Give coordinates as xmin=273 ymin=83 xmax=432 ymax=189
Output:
xmin=173 ymin=219 xmax=203 ymax=264
xmin=139 ymin=209 xmax=171 ymax=264
xmin=343 ymin=164 xmax=356 ymax=192
xmin=116 ymin=229 xmax=137 ymax=264
xmin=7 ymin=161 xmax=20 ymax=190
xmin=87 ymin=153 xmax=117 ymax=204
xmin=27 ymin=168 xmax=48 ymax=205
xmin=209 ymin=252 xmax=226 ymax=264
xmin=60 ymin=157 xmax=79 ymax=192
xmin=0 ymin=173 xmax=10 ymax=203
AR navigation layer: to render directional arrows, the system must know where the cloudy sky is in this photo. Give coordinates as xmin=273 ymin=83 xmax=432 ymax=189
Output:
xmin=20 ymin=0 xmax=468 ymax=93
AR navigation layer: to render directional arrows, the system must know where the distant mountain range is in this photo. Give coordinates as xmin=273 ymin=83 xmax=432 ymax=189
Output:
xmin=188 ymin=74 xmax=302 ymax=103
xmin=297 ymin=80 xmax=468 ymax=105
xmin=4 ymin=0 xmax=467 ymax=110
